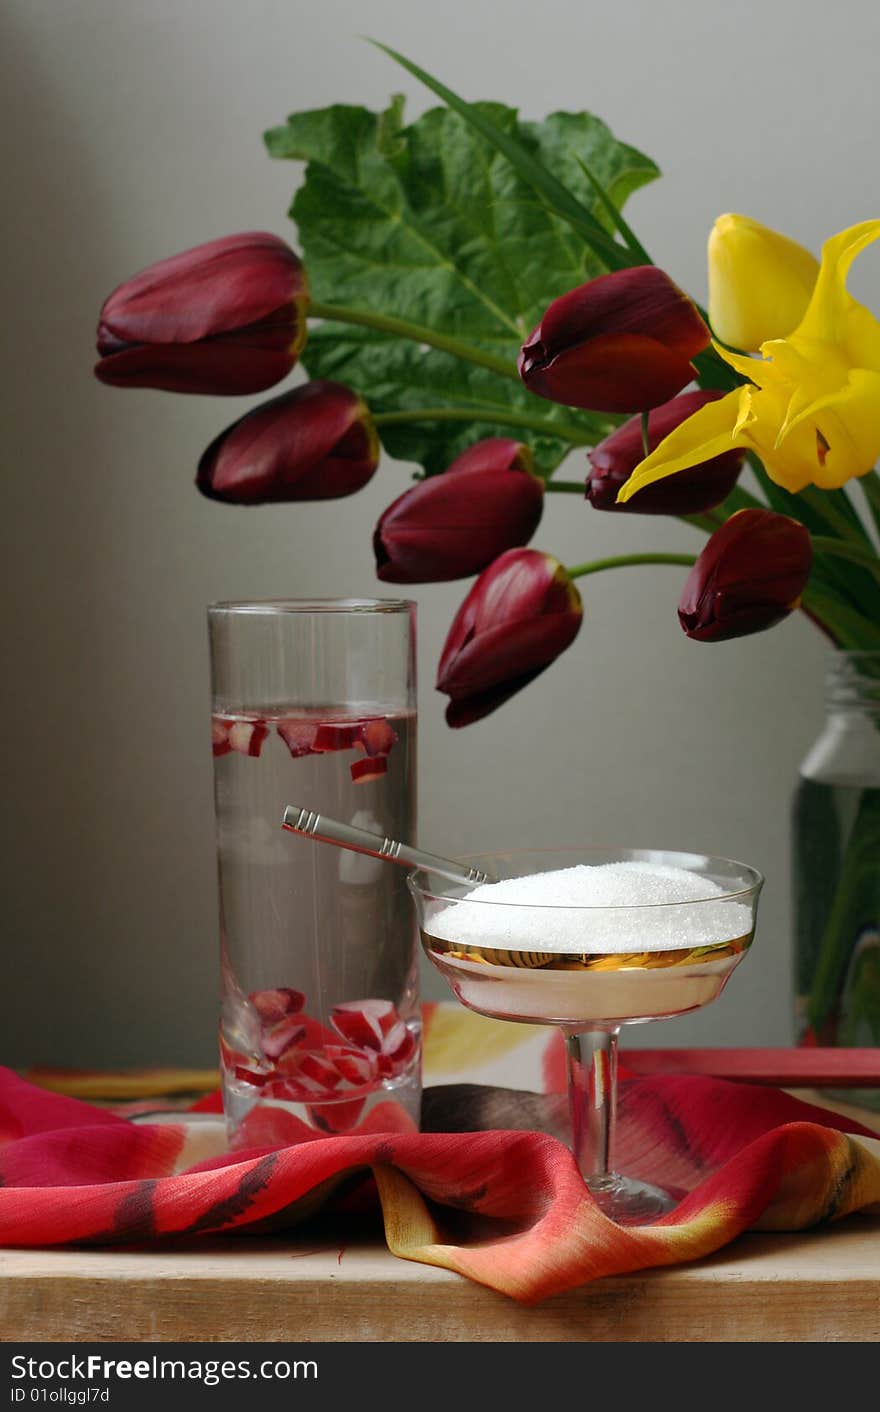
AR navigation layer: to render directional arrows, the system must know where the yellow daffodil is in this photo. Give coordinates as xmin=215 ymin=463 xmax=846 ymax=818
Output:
xmin=618 ymin=218 xmax=880 ymax=499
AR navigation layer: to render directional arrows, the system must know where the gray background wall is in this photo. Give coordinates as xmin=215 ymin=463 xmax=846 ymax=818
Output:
xmin=3 ymin=0 xmax=877 ymax=1066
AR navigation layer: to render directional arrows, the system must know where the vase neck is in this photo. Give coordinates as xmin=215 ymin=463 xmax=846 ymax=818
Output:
xmin=825 ymin=651 xmax=880 ymax=722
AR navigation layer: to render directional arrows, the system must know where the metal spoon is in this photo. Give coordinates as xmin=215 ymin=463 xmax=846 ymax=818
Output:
xmin=281 ymin=804 xmax=492 ymax=887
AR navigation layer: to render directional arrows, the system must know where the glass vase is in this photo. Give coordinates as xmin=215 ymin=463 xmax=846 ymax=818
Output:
xmin=793 ymin=650 xmax=880 ymax=1107
xmin=208 ymin=598 xmax=420 ymax=1148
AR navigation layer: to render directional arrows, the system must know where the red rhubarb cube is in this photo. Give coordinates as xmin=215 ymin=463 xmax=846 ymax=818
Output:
xmin=261 ymin=1016 xmax=307 ymax=1061
xmin=211 ymin=717 xmax=232 ymax=756
xmin=313 ymin=722 xmax=361 ymax=752
xmin=350 ymin=756 xmax=388 ymax=785
xmin=376 ymin=1026 xmax=417 ymax=1078
xmin=228 ymin=719 xmax=269 ymax=757
xmin=296 ymin=1049 xmax=347 ymax=1091
xmin=323 ymin=1044 xmax=379 ymax=1088
xmin=276 ymin=720 xmax=318 ymax=758
xmin=357 ymin=719 xmax=398 ymax=757
xmin=331 ymin=999 xmax=400 ymax=1051
xmin=249 ymin=987 xmax=305 ymax=1024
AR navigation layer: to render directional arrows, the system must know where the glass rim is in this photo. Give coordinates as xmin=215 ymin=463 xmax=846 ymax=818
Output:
xmin=408 ymin=846 xmax=764 ymax=911
xmin=208 ymin=597 xmax=415 ymax=616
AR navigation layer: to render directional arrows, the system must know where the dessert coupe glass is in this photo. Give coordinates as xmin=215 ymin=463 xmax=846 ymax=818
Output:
xmin=410 ymin=847 xmax=763 ymax=1224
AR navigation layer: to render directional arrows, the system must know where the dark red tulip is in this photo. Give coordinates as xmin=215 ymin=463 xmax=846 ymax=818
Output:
xmin=586 ymin=391 xmax=744 ymax=514
xmin=374 ymin=438 xmax=544 ymax=583
xmin=679 ymin=509 xmax=812 ymax=642
xmin=197 ymin=381 xmax=379 ymax=503
xmin=95 ymin=232 xmax=308 ymax=394
xmin=519 ymin=266 xmax=710 ymax=414
xmin=442 ymin=438 xmax=533 ymax=477
xmin=437 ymin=548 xmax=583 ymax=726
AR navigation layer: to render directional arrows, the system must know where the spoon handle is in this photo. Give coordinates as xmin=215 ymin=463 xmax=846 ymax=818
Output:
xmin=281 ymin=804 xmax=491 ymax=887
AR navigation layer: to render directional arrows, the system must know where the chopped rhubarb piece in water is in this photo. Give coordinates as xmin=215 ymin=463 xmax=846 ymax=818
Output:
xmin=332 ymin=1001 xmax=417 ymax=1078
xmin=276 ymin=716 xmax=398 ymax=770
xmin=295 ymin=1048 xmax=347 ymax=1091
xmin=377 ymin=1026 xmax=417 ymax=1078
xmin=357 ymin=718 xmax=398 ymax=757
xmin=322 ymin=1044 xmax=379 ymax=1087
xmin=232 ymin=1064 xmax=266 ymax=1088
xmin=276 ymin=720 xmax=318 ymax=758
xmin=331 ymin=999 xmax=402 ymax=1051
xmin=261 ymin=1016 xmax=307 ymax=1061
xmin=312 ymin=722 xmax=362 ymax=752
xmin=219 ymin=1034 xmax=267 ymax=1089
xmin=249 ymin=987 xmax=305 ymax=1024
xmin=211 ymin=717 xmax=232 ymax=756
xmin=350 ymin=755 xmax=388 ymax=785
xmin=267 ymin=1066 xmax=332 ymax=1100
xmin=228 ymin=719 xmax=269 ymax=757
xmin=275 ymin=1042 xmax=378 ymax=1095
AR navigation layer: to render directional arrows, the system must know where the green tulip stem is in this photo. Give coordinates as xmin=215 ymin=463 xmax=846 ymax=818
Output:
xmin=307 ymin=300 xmax=520 ymax=382
xmin=860 ymin=470 xmax=880 ymax=539
xmin=802 ymin=486 xmax=875 ymax=548
xmin=800 ymin=588 xmax=880 ymax=649
xmin=682 ymin=511 xmax=723 ymax=534
xmin=640 ymin=411 xmax=651 ymax=460
xmin=372 ymin=408 xmax=595 ymax=445
xmin=811 ymin=536 xmax=880 ymax=583
xmin=567 ymin=552 xmax=696 ymax=580
xmin=545 ymin=479 xmax=588 ymax=493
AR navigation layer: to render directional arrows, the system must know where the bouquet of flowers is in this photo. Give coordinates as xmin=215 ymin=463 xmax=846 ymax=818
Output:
xmin=94 ymin=46 xmax=880 ymax=1051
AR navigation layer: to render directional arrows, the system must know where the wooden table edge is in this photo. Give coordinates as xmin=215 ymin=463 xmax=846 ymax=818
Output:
xmin=2 ymin=1219 xmax=879 ymax=1343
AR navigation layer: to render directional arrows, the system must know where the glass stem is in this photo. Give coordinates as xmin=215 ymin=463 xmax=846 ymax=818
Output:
xmin=565 ymin=1027 xmax=619 ymax=1184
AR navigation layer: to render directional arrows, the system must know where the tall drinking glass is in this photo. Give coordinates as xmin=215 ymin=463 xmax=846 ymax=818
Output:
xmin=209 ymin=599 xmax=419 ymax=1149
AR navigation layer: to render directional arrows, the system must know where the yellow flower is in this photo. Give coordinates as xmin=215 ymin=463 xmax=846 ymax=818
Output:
xmin=618 ymin=219 xmax=880 ymax=498
xmin=709 ymin=213 xmax=820 ymax=352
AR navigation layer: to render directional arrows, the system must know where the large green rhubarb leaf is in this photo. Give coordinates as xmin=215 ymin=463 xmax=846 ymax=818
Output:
xmin=265 ymin=97 xmax=659 ymax=475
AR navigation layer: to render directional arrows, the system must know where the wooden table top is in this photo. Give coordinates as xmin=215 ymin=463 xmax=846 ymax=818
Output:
xmin=2 ymin=1219 xmax=879 ymax=1343
xmin=2 ymin=1091 xmax=878 ymax=1344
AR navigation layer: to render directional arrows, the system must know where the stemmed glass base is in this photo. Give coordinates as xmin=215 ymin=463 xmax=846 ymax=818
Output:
xmin=565 ymin=1028 xmax=675 ymax=1225
xmin=585 ymin=1173 xmax=675 ymax=1224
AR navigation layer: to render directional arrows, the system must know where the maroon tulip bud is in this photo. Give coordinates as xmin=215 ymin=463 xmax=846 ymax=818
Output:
xmin=374 ymin=438 xmax=544 ymax=583
xmin=586 ymin=391 xmax=744 ymax=514
xmin=197 ymin=381 xmax=379 ymax=504
xmin=519 ymin=266 xmax=710 ymax=413
xmin=436 ymin=548 xmax=583 ymax=726
xmin=442 ymin=438 xmax=533 ymax=478
xmin=679 ymin=509 xmax=812 ymax=642
xmin=95 ymin=232 xmax=308 ymax=395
